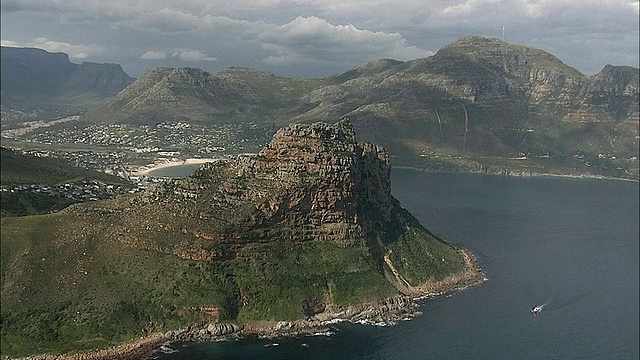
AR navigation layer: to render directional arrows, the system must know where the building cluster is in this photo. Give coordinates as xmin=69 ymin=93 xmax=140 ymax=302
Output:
xmin=1 ymin=181 xmax=127 ymax=202
xmin=3 ymin=121 xmax=272 ymax=182
xmin=12 ymin=122 xmax=268 ymax=156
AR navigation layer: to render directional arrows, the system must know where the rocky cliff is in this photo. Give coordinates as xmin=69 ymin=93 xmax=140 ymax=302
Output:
xmin=218 ymin=119 xmax=394 ymax=246
xmin=0 ymin=120 xmax=482 ymax=357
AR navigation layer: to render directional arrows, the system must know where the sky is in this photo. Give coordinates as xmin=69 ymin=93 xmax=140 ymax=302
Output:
xmin=1 ymin=0 xmax=639 ymax=78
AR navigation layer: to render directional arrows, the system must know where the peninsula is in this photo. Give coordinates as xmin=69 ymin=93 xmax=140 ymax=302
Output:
xmin=0 ymin=120 xmax=483 ymax=357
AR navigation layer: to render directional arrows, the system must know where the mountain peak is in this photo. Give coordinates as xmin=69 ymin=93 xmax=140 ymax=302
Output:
xmin=1 ymin=46 xmax=134 ymax=121
xmin=218 ymin=66 xmax=275 ymax=77
xmin=436 ymin=35 xmax=583 ymax=77
xmin=330 ymin=58 xmax=403 ymax=83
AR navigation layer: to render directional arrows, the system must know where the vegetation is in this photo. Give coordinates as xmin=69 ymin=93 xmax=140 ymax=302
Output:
xmin=0 ymin=212 xmax=408 ymax=356
xmin=388 ymin=227 xmax=465 ymax=285
xmin=0 ymin=191 xmax=78 ymax=217
xmin=0 ymin=147 xmax=131 ymax=217
xmin=0 ymin=147 xmax=127 ymax=186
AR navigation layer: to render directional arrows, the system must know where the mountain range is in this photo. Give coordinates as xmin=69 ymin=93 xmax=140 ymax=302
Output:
xmin=0 ymin=46 xmax=134 ymax=123
xmin=80 ymin=36 xmax=639 ymax=178
xmin=2 ymin=37 xmax=638 ymax=179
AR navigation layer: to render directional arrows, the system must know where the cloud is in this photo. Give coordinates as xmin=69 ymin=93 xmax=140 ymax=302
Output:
xmin=140 ymin=48 xmax=217 ymax=62
xmin=172 ymin=50 xmax=217 ymax=62
xmin=1 ymin=0 xmax=637 ymax=76
xmin=1 ymin=37 xmax=104 ymax=59
xmin=140 ymin=50 xmax=168 ymax=60
xmin=259 ymin=16 xmax=432 ymax=66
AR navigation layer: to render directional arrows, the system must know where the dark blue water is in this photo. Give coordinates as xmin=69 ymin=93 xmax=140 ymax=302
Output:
xmin=154 ymin=170 xmax=639 ymax=359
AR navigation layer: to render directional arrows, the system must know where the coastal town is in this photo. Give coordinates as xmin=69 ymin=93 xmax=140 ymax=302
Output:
xmin=1 ymin=119 xmax=274 ymax=186
xmin=0 ymin=180 xmax=132 ymax=202
xmin=1 ymin=120 xmax=271 ymax=159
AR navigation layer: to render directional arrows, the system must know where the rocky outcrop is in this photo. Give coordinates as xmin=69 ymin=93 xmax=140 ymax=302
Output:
xmin=0 ymin=119 xmax=486 ymax=358
xmin=165 ymin=323 xmax=244 ymax=341
xmin=164 ymin=119 xmax=397 ymax=247
xmin=240 ymin=295 xmax=422 ymax=339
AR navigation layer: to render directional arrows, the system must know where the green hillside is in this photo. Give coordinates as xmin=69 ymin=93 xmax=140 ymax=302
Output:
xmin=0 ymin=147 xmax=130 ymax=217
xmin=0 ymin=147 xmax=127 ymax=186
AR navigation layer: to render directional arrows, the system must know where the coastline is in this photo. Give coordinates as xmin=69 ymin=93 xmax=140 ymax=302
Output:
xmin=164 ymin=247 xmax=485 ymax=343
xmin=13 ymin=333 xmax=167 ymax=360
xmin=392 ymin=165 xmax=639 ymax=183
xmin=13 ymin=250 xmax=485 ymax=360
xmin=410 ymin=248 xmax=485 ymax=299
xmin=132 ymin=158 xmax=218 ymax=176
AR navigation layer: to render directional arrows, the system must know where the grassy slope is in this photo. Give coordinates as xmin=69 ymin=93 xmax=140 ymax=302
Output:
xmin=0 ymin=203 xmax=412 ymax=356
xmin=0 ymin=147 xmax=131 ymax=217
xmin=0 ymin=194 xmax=463 ymax=357
xmin=0 ymin=147 xmax=127 ymax=186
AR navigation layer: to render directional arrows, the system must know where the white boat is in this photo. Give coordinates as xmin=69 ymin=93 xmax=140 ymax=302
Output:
xmin=531 ymin=306 xmax=543 ymax=314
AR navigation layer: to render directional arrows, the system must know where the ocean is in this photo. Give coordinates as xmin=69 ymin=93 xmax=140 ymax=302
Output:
xmin=152 ymin=168 xmax=639 ymax=359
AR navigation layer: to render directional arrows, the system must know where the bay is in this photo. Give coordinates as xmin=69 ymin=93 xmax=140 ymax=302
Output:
xmin=145 ymin=163 xmax=205 ymax=178
xmin=153 ymin=169 xmax=639 ymax=359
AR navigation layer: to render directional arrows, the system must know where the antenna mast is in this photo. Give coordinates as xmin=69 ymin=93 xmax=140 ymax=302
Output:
xmin=502 ymin=25 xmax=506 ymax=41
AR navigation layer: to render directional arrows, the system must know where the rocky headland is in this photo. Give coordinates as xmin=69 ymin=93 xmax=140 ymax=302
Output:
xmin=2 ymin=120 xmax=483 ymax=358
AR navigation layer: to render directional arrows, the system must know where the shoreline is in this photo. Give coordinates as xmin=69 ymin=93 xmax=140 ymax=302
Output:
xmin=132 ymin=158 xmax=218 ymax=176
xmin=13 ymin=251 xmax=485 ymax=360
xmin=164 ymin=248 xmax=485 ymax=343
xmin=128 ymin=157 xmax=637 ymax=183
xmin=392 ymin=165 xmax=639 ymax=183
xmin=13 ymin=333 xmax=167 ymax=360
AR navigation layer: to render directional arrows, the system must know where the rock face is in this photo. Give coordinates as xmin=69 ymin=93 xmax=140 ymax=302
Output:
xmin=165 ymin=322 xmax=243 ymax=341
xmin=225 ymin=119 xmax=393 ymax=246
xmin=580 ymin=65 xmax=640 ymax=121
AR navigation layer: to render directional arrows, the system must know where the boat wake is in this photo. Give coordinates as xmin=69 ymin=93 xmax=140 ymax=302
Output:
xmin=533 ymin=284 xmax=607 ymax=314
xmin=547 ymin=286 xmax=605 ymax=311
xmin=531 ymin=296 xmax=554 ymax=314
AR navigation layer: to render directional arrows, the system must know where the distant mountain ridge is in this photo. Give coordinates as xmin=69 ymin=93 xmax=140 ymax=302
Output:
xmin=82 ymin=36 xmax=639 ymax=179
xmin=83 ymin=66 xmax=324 ymax=125
xmin=0 ymin=46 xmax=134 ymax=122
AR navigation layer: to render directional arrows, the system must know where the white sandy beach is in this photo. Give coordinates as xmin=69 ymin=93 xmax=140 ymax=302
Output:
xmin=133 ymin=158 xmax=217 ymax=176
